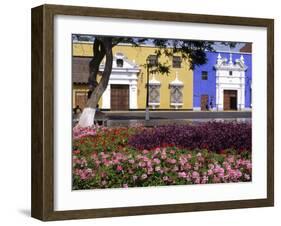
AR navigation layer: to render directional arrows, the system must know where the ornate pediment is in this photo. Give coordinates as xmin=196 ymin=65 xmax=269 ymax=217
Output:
xmin=214 ymin=53 xmax=248 ymax=71
xmin=100 ymin=52 xmax=140 ymax=73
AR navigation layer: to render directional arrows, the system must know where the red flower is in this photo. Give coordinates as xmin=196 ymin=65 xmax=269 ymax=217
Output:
xmin=73 ymin=150 xmax=80 ymax=155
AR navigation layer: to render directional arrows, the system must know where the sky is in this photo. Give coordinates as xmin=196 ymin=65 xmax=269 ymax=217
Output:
xmin=72 ymin=34 xmax=248 ymax=52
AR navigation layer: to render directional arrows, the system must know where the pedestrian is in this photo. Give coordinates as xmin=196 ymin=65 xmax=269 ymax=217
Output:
xmin=210 ymin=100 xmax=213 ymax=110
xmin=73 ymin=105 xmax=82 ymax=124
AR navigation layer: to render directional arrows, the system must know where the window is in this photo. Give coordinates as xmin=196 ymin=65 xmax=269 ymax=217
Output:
xmin=148 ymin=55 xmax=158 ymax=66
xmin=229 ymin=71 xmax=233 ymax=76
xmin=116 ymin=59 xmax=123 ymax=67
xmin=201 ymin=71 xmax=208 ymax=80
xmin=149 ymin=84 xmax=160 ymax=109
xmin=171 ymin=86 xmax=183 ymax=104
xmin=172 ymin=56 xmax=181 ymax=68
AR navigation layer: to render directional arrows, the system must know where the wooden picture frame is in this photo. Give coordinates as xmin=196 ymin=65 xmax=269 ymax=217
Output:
xmin=31 ymin=4 xmax=274 ymax=221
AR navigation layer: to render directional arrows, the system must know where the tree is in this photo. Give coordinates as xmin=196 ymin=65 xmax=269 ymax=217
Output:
xmin=74 ymin=35 xmax=235 ymax=127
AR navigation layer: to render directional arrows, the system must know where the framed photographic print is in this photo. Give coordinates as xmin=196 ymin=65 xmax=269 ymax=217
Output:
xmin=31 ymin=4 xmax=274 ymax=221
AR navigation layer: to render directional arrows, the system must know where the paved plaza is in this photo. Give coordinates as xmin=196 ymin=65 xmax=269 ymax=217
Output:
xmin=95 ymin=111 xmax=251 ymax=127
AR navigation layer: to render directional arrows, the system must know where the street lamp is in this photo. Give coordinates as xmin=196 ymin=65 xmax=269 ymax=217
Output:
xmin=145 ymin=57 xmax=150 ymax=120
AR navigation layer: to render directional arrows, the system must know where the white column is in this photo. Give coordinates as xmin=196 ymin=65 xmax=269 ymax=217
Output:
xmin=216 ymin=71 xmax=224 ymax=111
xmin=102 ymin=84 xmax=111 ymax=109
xmin=240 ymin=85 xmax=245 ymax=110
xmin=219 ymin=87 xmax=224 ymax=111
xmin=216 ymin=71 xmax=219 ymax=111
xmin=216 ymin=84 xmax=219 ymax=111
xmin=129 ymin=83 xmax=138 ymax=109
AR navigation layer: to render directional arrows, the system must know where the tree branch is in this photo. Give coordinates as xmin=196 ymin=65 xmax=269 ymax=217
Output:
xmin=88 ymin=39 xmax=105 ymax=92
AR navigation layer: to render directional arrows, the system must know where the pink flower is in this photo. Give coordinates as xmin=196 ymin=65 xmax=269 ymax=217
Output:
xmin=194 ymin=178 xmax=200 ymax=184
xmin=167 ymin=158 xmax=177 ymax=164
xmin=197 ymin=156 xmax=205 ymax=162
xmin=228 ymin=169 xmax=236 ymax=177
xmin=201 ymin=176 xmax=208 ymax=184
xmin=73 ymin=125 xmax=99 ymax=139
xmin=123 ymin=184 xmax=128 ymax=188
xmin=208 ymin=164 xmax=214 ymax=170
xmin=155 ymin=166 xmax=161 ymax=172
xmin=207 ymin=169 xmax=213 ymax=176
xmin=179 ymin=157 xmax=187 ymax=166
xmin=147 ymin=167 xmax=154 ymax=175
xmin=213 ymin=167 xmax=219 ymax=174
xmin=246 ymin=163 xmax=252 ymax=170
xmin=184 ymin=163 xmax=192 ymax=170
xmin=212 ymin=176 xmax=221 ymax=183
xmin=192 ymin=171 xmax=200 ymax=179
xmin=218 ymin=167 xmax=225 ymax=174
xmin=172 ymin=165 xmax=179 ymax=172
xmin=138 ymin=161 xmax=146 ymax=168
xmin=143 ymin=156 xmax=150 ymax=162
xmin=163 ymin=176 xmax=169 ymax=181
xmin=244 ymin=174 xmax=251 ymax=180
xmin=103 ymin=159 xmax=112 ymax=167
xmin=113 ymin=159 xmax=120 ymax=164
xmin=128 ymin=159 xmax=135 ymax=164
xmin=73 ymin=150 xmax=80 ymax=155
xmin=227 ymin=156 xmax=235 ymax=163
xmin=116 ymin=165 xmax=123 ymax=171
xmin=154 ymin=147 xmax=161 ymax=153
xmin=153 ymin=158 xmax=161 ymax=165
xmin=94 ymin=160 xmax=101 ymax=167
xmin=178 ymin=172 xmax=187 ymax=178
xmin=100 ymin=172 xmax=107 ymax=178
xmin=142 ymin=150 xmax=149 ymax=154
xmin=236 ymin=170 xmax=242 ymax=178
xmin=146 ymin=160 xmax=152 ymax=168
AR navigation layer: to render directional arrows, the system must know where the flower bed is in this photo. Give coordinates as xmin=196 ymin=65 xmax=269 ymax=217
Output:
xmin=73 ymin=146 xmax=251 ymax=189
xmin=128 ymin=122 xmax=251 ymax=153
xmin=72 ymin=122 xmax=252 ymax=190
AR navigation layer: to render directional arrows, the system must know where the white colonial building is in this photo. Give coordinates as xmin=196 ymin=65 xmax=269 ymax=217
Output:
xmin=99 ymin=53 xmax=140 ymax=110
xmin=214 ymin=53 xmax=248 ymax=111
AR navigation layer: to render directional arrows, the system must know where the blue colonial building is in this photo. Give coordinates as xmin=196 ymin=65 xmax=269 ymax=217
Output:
xmin=193 ymin=51 xmax=252 ymax=111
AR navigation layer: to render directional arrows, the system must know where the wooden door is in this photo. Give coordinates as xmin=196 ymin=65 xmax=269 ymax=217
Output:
xmin=223 ymin=90 xmax=237 ymax=110
xmin=200 ymin=95 xmax=209 ymax=110
xmin=75 ymin=92 xmax=88 ymax=110
xmin=111 ymin=85 xmax=129 ymax=110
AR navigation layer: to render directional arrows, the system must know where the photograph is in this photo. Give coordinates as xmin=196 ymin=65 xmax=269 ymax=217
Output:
xmin=71 ymin=35 xmax=252 ymax=190
xmin=30 ymin=4 xmax=274 ymax=220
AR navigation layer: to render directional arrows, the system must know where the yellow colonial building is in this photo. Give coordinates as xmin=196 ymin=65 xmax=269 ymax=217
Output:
xmin=72 ymin=41 xmax=193 ymax=111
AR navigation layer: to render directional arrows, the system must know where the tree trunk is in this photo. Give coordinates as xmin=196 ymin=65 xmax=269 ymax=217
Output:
xmin=88 ymin=40 xmax=105 ymax=90
xmin=78 ymin=38 xmax=113 ymax=127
